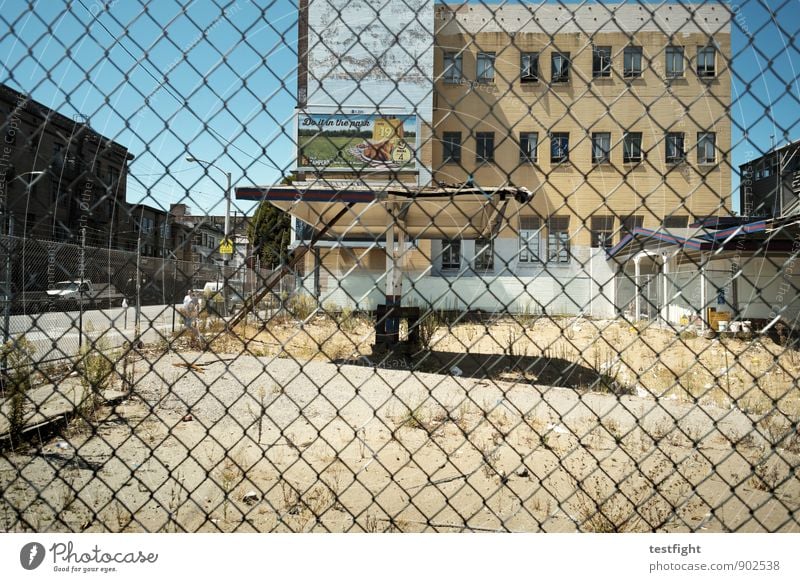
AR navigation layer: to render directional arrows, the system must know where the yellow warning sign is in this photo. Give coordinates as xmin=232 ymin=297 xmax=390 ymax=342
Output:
xmin=219 ymin=239 xmax=234 ymax=255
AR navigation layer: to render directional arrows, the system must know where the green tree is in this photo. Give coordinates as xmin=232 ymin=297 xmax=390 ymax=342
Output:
xmin=248 ymin=181 xmax=292 ymax=268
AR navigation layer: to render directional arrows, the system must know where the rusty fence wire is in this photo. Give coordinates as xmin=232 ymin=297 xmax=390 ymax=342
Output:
xmin=1 ymin=0 xmax=799 ymax=533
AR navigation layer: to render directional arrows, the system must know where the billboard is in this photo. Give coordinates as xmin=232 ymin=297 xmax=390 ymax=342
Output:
xmin=297 ymin=113 xmax=417 ymax=171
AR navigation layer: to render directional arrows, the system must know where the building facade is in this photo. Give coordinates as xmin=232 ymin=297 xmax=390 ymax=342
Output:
xmin=261 ymin=2 xmax=733 ymax=316
xmin=740 ymin=140 xmax=800 ymax=218
xmin=0 ymin=83 xmax=134 ymax=249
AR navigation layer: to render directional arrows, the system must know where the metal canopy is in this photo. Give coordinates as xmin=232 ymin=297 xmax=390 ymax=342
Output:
xmin=236 ymin=183 xmax=534 ymax=239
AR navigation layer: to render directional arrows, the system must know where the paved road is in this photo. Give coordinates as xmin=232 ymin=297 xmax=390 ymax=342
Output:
xmin=7 ymin=304 xmax=183 ymax=363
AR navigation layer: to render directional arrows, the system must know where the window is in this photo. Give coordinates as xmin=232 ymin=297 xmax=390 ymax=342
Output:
xmin=593 ymin=46 xmax=611 ymax=78
xmin=665 ymin=46 xmax=684 ymax=78
xmin=519 ymin=216 xmax=542 ymax=263
xmin=474 ymin=237 xmax=494 ymax=271
xmin=443 ymin=52 xmax=462 ymax=84
xmin=476 ymin=132 xmax=495 ymax=162
xmin=623 ymin=46 xmax=643 ymax=78
xmin=551 ymin=132 xmax=569 ymax=163
xmin=551 ymin=52 xmax=570 ymax=83
xmin=663 ymin=215 xmax=689 ymax=229
xmin=520 ymin=132 xmax=538 ymax=162
xmin=477 ymin=52 xmax=495 ymax=83
xmin=666 ymin=132 xmax=685 ymax=163
xmin=697 ymin=132 xmax=716 ymax=164
xmin=442 ymin=240 xmax=461 ymax=270
xmin=442 ymin=132 xmax=461 ymax=163
xmin=619 ymin=215 xmax=643 ymax=243
xmin=592 ymin=132 xmax=611 ymax=164
xmin=521 ymin=52 xmax=539 ymax=83
xmin=547 ymin=217 xmax=570 ymax=263
xmin=623 ymin=132 xmax=643 ymax=163
xmin=697 ymin=46 xmax=716 ymax=78
xmin=591 ymin=216 xmax=615 ymax=248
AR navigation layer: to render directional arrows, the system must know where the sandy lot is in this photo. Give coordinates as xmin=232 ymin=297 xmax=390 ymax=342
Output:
xmin=1 ymin=326 xmax=798 ymax=532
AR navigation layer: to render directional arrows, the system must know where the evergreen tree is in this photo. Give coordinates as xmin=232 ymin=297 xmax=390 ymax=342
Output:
xmin=247 ymin=184 xmax=292 ymax=268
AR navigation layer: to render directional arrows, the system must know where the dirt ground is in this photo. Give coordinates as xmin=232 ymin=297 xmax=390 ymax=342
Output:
xmin=1 ymin=311 xmax=799 ymax=532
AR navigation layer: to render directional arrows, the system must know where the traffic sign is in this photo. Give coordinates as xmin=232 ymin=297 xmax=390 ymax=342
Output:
xmin=219 ymin=238 xmax=234 ymax=255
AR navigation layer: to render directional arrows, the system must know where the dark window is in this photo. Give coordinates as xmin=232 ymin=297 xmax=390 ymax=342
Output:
xmin=551 ymin=52 xmax=570 ymax=83
xmin=697 ymin=46 xmax=716 ymax=78
xmin=519 ymin=216 xmax=542 ymax=263
xmin=666 ymin=46 xmax=684 ymax=78
xmin=619 ymin=215 xmax=643 ymax=243
xmin=623 ymin=132 xmax=643 ymax=163
xmin=666 ymin=132 xmax=685 ymax=163
xmin=663 ymin=215 xmax=689 ymax=229
xmin=477 ymin=52 xmax=495 ymax=83
xmin=476 ymin=132 xmax=494 ymax=162
xmin=551 ymin=132 xmax=569 ymax=163
xmin=593 ymin=46 xmax=611 ymax=78
xmin=698 ymin=132 xmax=716 ymax=164
xmin=442 ymin=132 xmax=461 ymax=163
xmin=443 ymin=52 xmax=462 ymax=83
xmin=592 ymin=132 xmax=611 ymax=164
xmin=591 ymin=216 xmax=615 ymax=248
xmin=623 ymin=46 xmax=643 ymax=78
xmin=521 ymin=52 xmax=539 ymax=83
xmin=442 ymin=240 xmax=461 ymax=270
xmin=520 ymin=132 xmax=538 ymax=162
xmin=474 ymin=237 xmax=494 ymax=271
xmin=548 ymin=216 xmax=570 ymax=263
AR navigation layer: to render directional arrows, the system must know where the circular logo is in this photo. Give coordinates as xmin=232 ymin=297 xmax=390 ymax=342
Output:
xmin=20 ymin=542 xmax=46 ymax=570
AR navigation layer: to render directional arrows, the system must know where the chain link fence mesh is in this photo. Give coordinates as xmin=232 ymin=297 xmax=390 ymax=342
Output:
xmin=1 ymin=0 xmax=799 ymax=533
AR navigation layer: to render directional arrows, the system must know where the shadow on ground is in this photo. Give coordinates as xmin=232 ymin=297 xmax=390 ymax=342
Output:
xmin=340 ymin=349 xmax=627 ymax=393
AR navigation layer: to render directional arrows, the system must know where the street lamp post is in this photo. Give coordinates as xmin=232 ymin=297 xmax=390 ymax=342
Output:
xmin=185 ymin=155 xmax=232 ymax=316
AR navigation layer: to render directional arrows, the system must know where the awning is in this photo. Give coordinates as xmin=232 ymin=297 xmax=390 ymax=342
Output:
xmin=236 ymin=183 xmax=534 ymax=239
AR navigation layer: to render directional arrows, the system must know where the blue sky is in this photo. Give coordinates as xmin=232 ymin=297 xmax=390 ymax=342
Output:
xmin=1 ymin=0 xmax=798 ymax=216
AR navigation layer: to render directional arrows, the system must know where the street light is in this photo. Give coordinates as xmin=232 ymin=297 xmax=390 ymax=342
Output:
xmin=185 ymin=156 xmax=232 ymax=258
xmin=186 ymin=155 xmax=232 ymax=316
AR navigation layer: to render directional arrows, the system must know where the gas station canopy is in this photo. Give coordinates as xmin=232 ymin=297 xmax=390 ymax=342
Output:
xmin=236 ymin=183 xmax=534 ymax=239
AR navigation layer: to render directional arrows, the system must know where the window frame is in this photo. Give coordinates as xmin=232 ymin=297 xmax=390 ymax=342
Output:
xmin=473 ymin=237 xmax=495 ymax=271
xmin=591 ymin=216 xmax=615 ymax=249
xmin=475 ymin=132 xmax=495 ymax=163
xmin=551 ymin=52 xmax=570 ymax=83
xmin=592 ymin=45 xmax=612 ymax=78
xmin=663 ymin=215 xmax=689 ymax=229
xmin=697 ymin=46 xmax=716 ymax=78
xmin=476 ymin=52 xmax=496 ymax=83
xmin=520 ymin=52 xmax=539 ymax=83
xmin=519 ymin=131 xmax=538 ymax=162
xmin=665 ymin=46 xmax=684 ymax=78
xmin=550 ymin=132 xmax=569 ymax=164
xmin=623 ymin=46 xmax=643 ymax=78
xmin=619 ymin=215 xmax=644 ymax=243
xmin=442 ymin=132 xmax=462 ymax=163
xmin=443 ymin=52 xmax=463 ymax=84
xmin=519 ymin=217 xmax=542 ymax=264
xmin=591 ymin=132 xmax=611 ymax=164
xmin=665 ymin=132 xmax=686 ymax=164
xmin=697 ymin=132 xmax=716 ymax=165
xmin=547 ymin=217 xmax=570 ymax=263
xmin=623 ymin=131 xmax=643 ymax=164
xmin=441 ymin=239 xmax=461 ymax=271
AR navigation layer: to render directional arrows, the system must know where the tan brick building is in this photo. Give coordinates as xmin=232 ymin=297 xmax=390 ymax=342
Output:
xmin=431 ymin=3 xmax=730 ymax=267
xmin=260 ymin=1 xmax=733 ymax=315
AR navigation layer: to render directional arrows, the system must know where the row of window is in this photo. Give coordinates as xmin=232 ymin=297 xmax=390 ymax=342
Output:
xmin=443 ymin=45 xmax=717 ymax=85
xmin=441 ymin=131 xmax=717 ymax=165
xmin=440 ymin=214 xmax=692 ymax=269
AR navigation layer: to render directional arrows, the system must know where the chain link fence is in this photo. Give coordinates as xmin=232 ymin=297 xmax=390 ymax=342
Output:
xmin=1 ymin=0 xmax=799 ymax=533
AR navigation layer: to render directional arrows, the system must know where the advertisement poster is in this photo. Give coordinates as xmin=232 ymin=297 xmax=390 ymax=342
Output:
xmin=297 ymin=113 xmax=417 ymax=171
